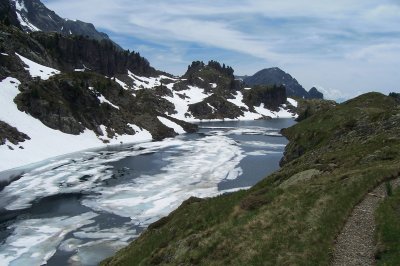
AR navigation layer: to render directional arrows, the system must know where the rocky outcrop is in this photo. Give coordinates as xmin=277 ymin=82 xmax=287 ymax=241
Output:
xmin=183 ymin=60 xmax=241 ymax=95
xmin=188 ymin=94 xmax=244 ymax=120
xmin=243 ymin=84 xmax=287 ymax=111
xmin=0 ymin=120 xmax=30 ymax=146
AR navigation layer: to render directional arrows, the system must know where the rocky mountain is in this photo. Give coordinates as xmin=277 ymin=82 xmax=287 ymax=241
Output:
xmin=4 ymin=0 xmax=111 ymax=41
xmin=308 ymin=86 xmax=324 ymax=99
xmin=243 ymin=67 xmax=323 ymax=99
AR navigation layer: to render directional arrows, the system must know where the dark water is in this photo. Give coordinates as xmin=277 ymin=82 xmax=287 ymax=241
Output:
xmin=0 ymin=119 xmax=295 ymax=266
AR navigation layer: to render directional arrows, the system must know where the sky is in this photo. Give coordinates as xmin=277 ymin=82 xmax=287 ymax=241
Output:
xmin=42 ymin=0 xmax=400 ymax=100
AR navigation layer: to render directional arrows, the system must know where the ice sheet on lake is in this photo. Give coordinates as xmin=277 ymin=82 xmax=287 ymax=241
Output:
xmin=0 ymin=212 xmax=97 ymax=266
xmin=204 ymin=126 xmax=282 ymax=137
xmin=82 ymin=135 xmax=245 ymax=225
xmin=0 ymin=139 xmax=179 ymax=210
xmin=0 ymin=135 xmax=244 ymax=217
xmin=64 ymin=224 xmax=138 ymax=265
xmin=0 ymin=126 xmax=283 ymax=265
xmin=246 ymin=150 xmax=282 ymax=156
xmin=241 ymin=141 xmax=286 ymax=149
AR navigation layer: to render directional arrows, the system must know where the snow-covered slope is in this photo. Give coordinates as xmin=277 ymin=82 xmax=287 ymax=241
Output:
xmin=0 ymin=76 xmax=152 ymax=172
xmin=16 ymin=53 xmax=60 ymax=79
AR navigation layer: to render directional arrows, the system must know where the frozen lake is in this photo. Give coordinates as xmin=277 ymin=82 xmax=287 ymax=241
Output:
xmin=0 ymin=119 xmax=295 ymax=266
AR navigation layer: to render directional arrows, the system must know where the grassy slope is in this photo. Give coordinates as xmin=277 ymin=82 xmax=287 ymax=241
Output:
xmin=102 ymin=92 xmax=400 ymax=266
xmin=375 ymin=185 xmax=400 ymax=265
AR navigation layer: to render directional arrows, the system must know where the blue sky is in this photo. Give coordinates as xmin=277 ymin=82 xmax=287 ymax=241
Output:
xmin=42 ymin=0 xmax=400 ymax=99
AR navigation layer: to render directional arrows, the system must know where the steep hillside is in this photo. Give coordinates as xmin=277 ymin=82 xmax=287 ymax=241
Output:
xmin=102 ymin=92 xmax=400 ymax=265
xmin=244 ymin=67 xmax=323 ymax=99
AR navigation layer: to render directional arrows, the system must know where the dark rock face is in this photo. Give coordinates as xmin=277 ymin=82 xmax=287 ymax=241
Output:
xmin=31 ymin=32 xmax=156 ymax=76
xmin=243 ymin=67 xmax=309 ymax=98
xmin=8 ymin=0 xmax=110 ymax=42
xmin=308 ymin=87 xmax=324 ymax=99
xmin=189 ymin=94 xmax=244 ymax=120
xmin=243 ymin=85 xmax=287 ymax=111
xmin=0 ymin=120 xmax=30 ymax=145
xmin=14 ymin=73 xmax=131 ymax=135
xmin=0 ymin=0 xmax=19 ymax=27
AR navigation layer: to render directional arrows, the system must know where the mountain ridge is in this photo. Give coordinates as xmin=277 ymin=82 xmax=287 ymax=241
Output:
xmin=243 ymin=67 xmax=324 ymax=99
xmin=7 ymin=0 xmax=111 ymax=42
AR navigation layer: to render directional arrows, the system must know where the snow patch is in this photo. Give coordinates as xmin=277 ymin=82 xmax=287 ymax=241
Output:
xmin=16 ymin=53 xmax=59 ymax=80
xmin=13 ymin=0 xmax=27 ymax=12
xmin=163 ymin=85 xmax=210 ymax=121
xmin=157 ymin=116 xmax=185 ymax=134
xmin=207 ymin=103 xmax=216 ymax=113
xmin=15 ymin=12 xmax=40 ymax=32
xmin=287 ymin=98 xmax=298 ymax=107
xmin=128 ymin=71 xmax=161 ymax=89
xmin=98 ymin=95 xmax=120 ymax=110
xmin=114 ymin=78 xmax=130 ymax=90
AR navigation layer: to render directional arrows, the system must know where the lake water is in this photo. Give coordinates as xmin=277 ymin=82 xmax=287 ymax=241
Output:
xmin=0 ymin=119 xmax=295 ymax=266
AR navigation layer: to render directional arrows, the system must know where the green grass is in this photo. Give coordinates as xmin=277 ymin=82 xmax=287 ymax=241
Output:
xmin=102 ymin=92 xmax=400 ymax=266
xmin=375 ymin=186 xmax=400 ymax=265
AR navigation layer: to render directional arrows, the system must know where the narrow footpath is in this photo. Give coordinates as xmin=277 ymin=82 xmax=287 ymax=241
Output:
xmin=332 ymin=179 xmax=399 ymax=265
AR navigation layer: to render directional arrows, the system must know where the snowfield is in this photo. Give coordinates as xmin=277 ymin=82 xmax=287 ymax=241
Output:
xmin=16 ymin=53 xmax=60 ymax=80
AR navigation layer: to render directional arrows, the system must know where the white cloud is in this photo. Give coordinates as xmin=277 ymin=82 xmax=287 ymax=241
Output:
xmin=313 ymin=86 xmax=348 ymax=101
